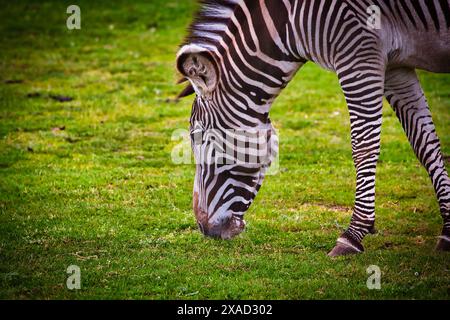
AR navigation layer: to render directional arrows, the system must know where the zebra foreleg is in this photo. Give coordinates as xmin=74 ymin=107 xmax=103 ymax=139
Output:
xmin=385 ymin=68 xmax=450 ymax=252
xmin=328 ymin=65 xmax=385 ymax=257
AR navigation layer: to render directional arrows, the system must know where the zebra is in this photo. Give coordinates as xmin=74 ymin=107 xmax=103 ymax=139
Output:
xmin=175 ymin=0 xmax=450 ymax=256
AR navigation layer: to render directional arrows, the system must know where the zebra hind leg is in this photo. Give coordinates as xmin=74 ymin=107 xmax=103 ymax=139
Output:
xmin=385 ymin=68 xmax=450 ymax=252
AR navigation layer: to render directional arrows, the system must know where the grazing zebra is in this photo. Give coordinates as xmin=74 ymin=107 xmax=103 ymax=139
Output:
xmin=175 ymin=0 xmax=450 ymax=256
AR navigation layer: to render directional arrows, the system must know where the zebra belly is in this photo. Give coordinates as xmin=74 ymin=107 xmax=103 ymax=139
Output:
xmin=395 ymin=32 xmax=450 ymax=73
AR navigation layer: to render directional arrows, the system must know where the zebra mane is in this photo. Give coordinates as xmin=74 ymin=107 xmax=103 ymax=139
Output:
xmin=182 ymin=0 xmax=242 ymax=47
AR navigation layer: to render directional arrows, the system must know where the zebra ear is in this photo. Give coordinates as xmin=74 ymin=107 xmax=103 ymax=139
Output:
xmin=176 ymin=45 xmax=219 ymax=96
xmin=177 ymin=83 xmax=195 ymax=99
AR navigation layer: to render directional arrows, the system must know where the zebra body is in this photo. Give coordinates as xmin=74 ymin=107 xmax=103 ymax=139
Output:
xmin=176 ymin=0 xmax=450 ymax=255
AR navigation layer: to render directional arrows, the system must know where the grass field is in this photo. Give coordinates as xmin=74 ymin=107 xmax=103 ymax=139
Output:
xmin=0 ymin=0 xmax=449 ymax=300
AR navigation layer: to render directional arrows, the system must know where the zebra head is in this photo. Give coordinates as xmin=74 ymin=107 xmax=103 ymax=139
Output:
xmin=176 ymin=44 xmax=279 ymax=240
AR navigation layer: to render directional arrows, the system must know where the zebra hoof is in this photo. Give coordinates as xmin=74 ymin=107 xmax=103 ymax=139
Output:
xmin=435 ymin=236 xmax=450 ymax=252
xmin=328 ymin=236 xmax=364 ymax=257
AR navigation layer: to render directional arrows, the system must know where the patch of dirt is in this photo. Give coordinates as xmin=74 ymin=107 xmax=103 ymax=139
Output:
xmin=65 ymin=136 xmax=79 ymax=143
xmin=26 ymin=92 xmax=41 ymax=98
xmin=4 ymin=79 xmax=23 ymax=84
xmin=51 ymin=126 xmax=65 ymax=133
xmin=383 ymin=242 xmax=393 ymax=248
xmin=50 ymin=95 xmax=73 ymax=102
xmin=314 ymin=203 xmax=352 ymax=213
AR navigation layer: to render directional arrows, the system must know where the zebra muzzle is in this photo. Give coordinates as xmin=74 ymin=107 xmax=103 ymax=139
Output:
xmin=197 ymin=215 xmax=246 ymax=240
xmin=219 ymin=216 xmax=246 ymax=240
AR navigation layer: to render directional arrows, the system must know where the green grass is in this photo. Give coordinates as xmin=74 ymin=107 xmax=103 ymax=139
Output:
xmin=0 ymin=0 xmax=449 ymax=300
